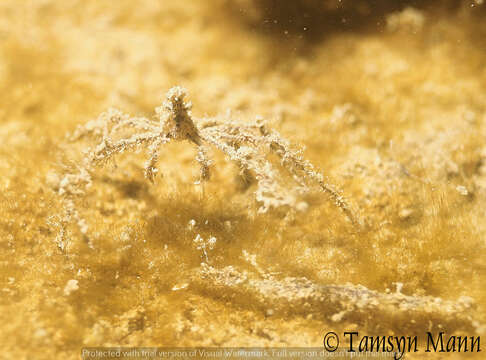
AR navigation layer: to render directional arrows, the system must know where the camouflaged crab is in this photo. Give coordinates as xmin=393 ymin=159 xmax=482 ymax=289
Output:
xmin=56 ymin=86 xmax=356 ymax=245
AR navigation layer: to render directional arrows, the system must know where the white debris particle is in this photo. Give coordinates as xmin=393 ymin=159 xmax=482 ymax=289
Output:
xmin=172 ymin=283 xmax=188 ymax=291
xmin=456 ymin=185 xmax=468 ymax=196
xmin=63 ymin=279 xmax=79 ymax=296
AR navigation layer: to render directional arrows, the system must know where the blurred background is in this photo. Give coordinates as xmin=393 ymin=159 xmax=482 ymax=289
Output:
xmin=0 ymin=1 xmax=485 ymax=358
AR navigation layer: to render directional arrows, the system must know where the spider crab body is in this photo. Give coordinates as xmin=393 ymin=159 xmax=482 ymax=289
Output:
xmin=56 ymin=86 xmax=357 ymax=244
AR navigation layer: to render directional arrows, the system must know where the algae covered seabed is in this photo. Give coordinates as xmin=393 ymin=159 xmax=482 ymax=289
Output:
xmin=0 ymin=1 xmax=485 ymax=359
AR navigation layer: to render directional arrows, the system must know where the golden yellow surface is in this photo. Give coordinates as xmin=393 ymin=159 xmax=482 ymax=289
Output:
xmin=0 ymin=1 xmax=485 ymax=359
